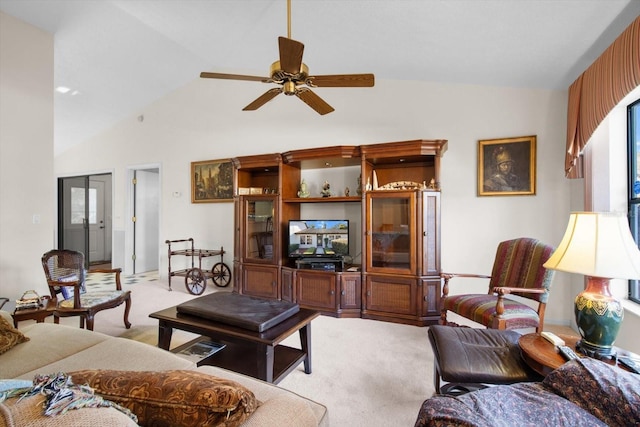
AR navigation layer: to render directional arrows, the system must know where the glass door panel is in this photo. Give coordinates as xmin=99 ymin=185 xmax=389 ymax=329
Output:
xmin=244 ymin=198 xmax=275 ymax=261
xmin=369 ymin=194 xmax=413 ymax=271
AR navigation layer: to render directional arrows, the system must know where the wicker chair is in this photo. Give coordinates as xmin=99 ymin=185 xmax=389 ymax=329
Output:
xmin=440 ymin=237 xmax=555 ymax=333
xmin=41 ymin=249 xmax=131 ymax=331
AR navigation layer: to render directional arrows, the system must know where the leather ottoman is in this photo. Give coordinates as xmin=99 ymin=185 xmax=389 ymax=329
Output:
xmin=176 ymin=292 xmax=299 ymax=332
xmin=428 ymin=325 xmax=541 ymax=395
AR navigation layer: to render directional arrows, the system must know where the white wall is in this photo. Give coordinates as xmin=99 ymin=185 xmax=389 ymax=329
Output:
xmin=0 ymin=12 xmax=55 ymax=300
xmin=54 ymin=76 xmax=575 ymax=325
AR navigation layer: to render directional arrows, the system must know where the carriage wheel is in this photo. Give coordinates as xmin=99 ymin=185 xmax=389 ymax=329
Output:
xmin=185 ymin=268 xmax=206 ymax=295
xmin=211 ymin=262 xmax=231 ymax=287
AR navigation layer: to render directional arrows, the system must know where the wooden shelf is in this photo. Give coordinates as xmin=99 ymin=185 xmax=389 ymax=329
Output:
xmin=282 ymin=196 xmax=362 ymax=203
xmin=199 ymin=339 xmax=306 ymax=385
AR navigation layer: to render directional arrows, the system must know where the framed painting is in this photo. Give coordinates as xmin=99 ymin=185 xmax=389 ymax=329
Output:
xmin=191 ymin=159 xmax=234 ymax=203
xmin=478 ymin=135 xmax=536 ymax=196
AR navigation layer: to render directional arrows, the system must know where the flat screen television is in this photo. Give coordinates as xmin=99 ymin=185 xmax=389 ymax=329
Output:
xmin=288 ymin=220 xmax=349 ymax=259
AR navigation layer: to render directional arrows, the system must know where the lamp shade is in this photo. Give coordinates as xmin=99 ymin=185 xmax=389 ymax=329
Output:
xmin=543 ymin=211 xmax=640 ymax=280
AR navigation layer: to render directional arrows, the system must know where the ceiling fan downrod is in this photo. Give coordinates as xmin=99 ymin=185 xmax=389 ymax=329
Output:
xmin=287 ymin=0 xmax=292 ymax=39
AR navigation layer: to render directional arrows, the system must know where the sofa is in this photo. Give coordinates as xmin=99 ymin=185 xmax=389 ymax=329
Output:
xmin=0 ymin=311 xmax=328 ymax=427
xmin=415 ymin=356 xmax=640 ymax=427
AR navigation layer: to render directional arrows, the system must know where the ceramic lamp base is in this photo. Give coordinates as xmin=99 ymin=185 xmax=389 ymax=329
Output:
xmin=576 ymin=339 xmax=616 ymax=358
xmin=574 ymin=276 xmax=623 ymax=359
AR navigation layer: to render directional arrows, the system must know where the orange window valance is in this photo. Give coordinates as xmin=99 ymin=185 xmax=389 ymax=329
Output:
xmin=565 ymin=16 xmax=640 ymax=178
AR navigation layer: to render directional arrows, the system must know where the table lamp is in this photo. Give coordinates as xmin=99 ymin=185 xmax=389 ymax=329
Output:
xmin=543 ymin=212 xmax=640 ymax=358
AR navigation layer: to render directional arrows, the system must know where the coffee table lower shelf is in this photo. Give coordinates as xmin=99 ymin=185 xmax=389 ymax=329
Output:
xmin=173 ymin=336 xmax=306 ymax=384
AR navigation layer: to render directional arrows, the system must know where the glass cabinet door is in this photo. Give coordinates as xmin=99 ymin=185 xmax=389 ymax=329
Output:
xmin=243 ymin=197 xmax=276 ymax=262
xmin=367 ymin=192 xmax=416 ymax=273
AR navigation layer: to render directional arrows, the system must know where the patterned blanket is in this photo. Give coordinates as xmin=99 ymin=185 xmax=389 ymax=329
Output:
xmin=415 ymin=358 xmax=640 ymax=427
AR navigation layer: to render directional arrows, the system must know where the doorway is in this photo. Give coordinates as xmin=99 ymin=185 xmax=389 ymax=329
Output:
xmin=126 ymin=166 xmax=160 ymax=274
xmin=58 ymin=174 xmax=112 ymax=268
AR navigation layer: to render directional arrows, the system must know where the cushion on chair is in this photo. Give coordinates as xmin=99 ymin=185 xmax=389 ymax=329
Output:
xmin=58 ymin=290 xmax=128 ymax=309
xmin=442 ymin=294 xmax=540 ymax=330
xmin=429 ymin=325 xmax=540 ymax=385
xmin=55 ymin=269 xmax=87 ymax=300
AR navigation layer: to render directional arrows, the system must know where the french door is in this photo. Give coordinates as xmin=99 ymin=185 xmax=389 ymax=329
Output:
xmin=58 ymin=174 xmax=111 ymax=268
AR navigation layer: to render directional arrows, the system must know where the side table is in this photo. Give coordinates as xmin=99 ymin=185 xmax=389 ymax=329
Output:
xmin=10 ymin=297 xmax=58 ymax=328
xmin=519 ymin=333 xmax=639 ymax=376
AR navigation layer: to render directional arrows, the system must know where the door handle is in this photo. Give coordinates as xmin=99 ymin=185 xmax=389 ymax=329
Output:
xmin=99 ymin=226 xmax=105 ymax=229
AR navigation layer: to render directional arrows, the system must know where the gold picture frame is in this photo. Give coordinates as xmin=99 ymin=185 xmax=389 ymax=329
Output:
xmin=191 ymin=159 xmax=234 ymax=203
xmin=478 ymin=135 xmax=536 ymax=196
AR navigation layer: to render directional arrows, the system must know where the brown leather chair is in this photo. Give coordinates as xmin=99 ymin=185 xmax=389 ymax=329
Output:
xmin=440 ymin=237 xmax=555 ymax=333
xmin=41 ymin=249 xmax=131 ymax=331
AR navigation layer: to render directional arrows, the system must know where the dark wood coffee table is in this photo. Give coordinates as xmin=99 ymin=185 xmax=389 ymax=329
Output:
xmin=149 ymin=305 xmax=320 ymax=384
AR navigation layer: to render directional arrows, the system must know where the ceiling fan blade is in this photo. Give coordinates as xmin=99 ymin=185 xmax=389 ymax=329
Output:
xmin=279 ymin=36 xmax=304 ymax=75
xmin=200 ymin=72 xmax=267 ymax=82
xmin=243 ymin=88 xmax=283 ymax=111
xmin=307 ymin=73 xmax=375 ymax=88
xmin=295 ymin=88 xmax=334 ymax=115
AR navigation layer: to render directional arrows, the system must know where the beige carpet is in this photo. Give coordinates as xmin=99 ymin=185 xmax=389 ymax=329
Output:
xmin=48 ymin=274 xmax=436 ymax=426
xmin=278 ymin=316 xmax=434 ymax=426
xmin=50 ymin=272 xmax=573 ymax=426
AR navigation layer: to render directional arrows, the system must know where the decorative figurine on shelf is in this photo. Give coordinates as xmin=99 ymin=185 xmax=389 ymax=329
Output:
xmin=365 ymin=178 xmax=372 ymax=191
xmin=297 ymin=179 xmax=310 ymax=198
xmin=344 ymin=187 xmax=350 ymax=197
xmin=356 ymin=175 xmax=362 ymax=196
xmin=428 ymin=178 xmax=437 ymax=189
xmin=321 ymin=180 xmax=331 ymax=197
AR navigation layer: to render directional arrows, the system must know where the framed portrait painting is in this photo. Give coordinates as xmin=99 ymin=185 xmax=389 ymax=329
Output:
xmin=191 ymin=159 xmax=234 ymax=203
xmin=478 ymin=135 xmax=536 ymax=196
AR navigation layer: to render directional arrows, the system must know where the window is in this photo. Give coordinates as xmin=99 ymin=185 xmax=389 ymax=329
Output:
xmin=70 ymin=187 xmax=97 ymax=224
xmin=628 ymin=98 xmax=640 ymax=303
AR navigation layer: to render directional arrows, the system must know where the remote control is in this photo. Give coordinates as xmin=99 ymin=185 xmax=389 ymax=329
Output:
xmin=618 ymin=357 xmax=640 ymax=374
xmin=558 ymin=345 xmax=580 ymax=361
xmin=541 ymin=331 xmax=565 ymax=347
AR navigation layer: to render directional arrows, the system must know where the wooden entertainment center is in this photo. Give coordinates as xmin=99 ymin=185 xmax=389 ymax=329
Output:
xmin=232 ymin=139 xmax=447 ymax=326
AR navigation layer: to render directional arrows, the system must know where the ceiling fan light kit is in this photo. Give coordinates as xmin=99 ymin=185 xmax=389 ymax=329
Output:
xmin=200 ymin=1 xmax=374 ymax=115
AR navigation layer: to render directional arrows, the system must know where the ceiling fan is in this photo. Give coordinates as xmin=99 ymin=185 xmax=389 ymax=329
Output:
xmin=199 ymin=0 xmax=374 ymax=115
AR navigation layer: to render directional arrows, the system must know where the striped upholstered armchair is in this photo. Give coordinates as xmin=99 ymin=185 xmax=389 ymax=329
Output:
xmin=440 ymin=237 xmax=555 ymax=333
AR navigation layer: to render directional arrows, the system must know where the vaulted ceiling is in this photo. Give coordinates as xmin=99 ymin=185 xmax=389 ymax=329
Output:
xmin=1 ymin=0 xmax=638 ymax=154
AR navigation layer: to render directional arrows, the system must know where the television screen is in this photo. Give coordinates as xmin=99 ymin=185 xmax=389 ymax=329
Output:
xmin=288 ymin=220 xmax=349 ymax=258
